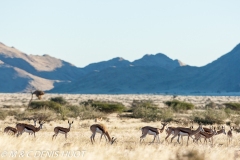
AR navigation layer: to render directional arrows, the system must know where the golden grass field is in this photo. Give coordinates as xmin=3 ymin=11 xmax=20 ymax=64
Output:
xmin=0 ymin=94 xmax=239 ymax=160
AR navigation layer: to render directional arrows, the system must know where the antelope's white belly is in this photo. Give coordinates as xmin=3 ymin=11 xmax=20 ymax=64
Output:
xmin=58 ymin=131 xmax=66 ymax=134
xmin=24 ymin=128 xmax=34 ymax=134
xmin=147 ymin=130 xmax=157 ymax=136
xmin=179 ymin=132 xmax=189 ymax=136
xmin=96 ymin=128 xmax=103 ymax=134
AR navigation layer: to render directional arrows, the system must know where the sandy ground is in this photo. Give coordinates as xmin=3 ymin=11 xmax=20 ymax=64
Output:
xmin=1 ymin=93 xmax=240 ymax=108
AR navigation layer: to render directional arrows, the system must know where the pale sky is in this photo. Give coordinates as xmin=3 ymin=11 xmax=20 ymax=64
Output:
xmin=1 ymin=1 xmax=240 ymax=67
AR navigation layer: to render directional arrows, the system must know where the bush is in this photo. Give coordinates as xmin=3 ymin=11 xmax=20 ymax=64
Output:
xmin=164 ymin=100 xmax=194 ymax=112
xmin=131 ymin=101 xmax=173 ymax=122
xmin=29 ymin=101 xmax=68 ymax=120
xmin=77 ymin=105 xmax=106 ymax=120
xmin=91 ymin=101 xmax=126 ymax=113
xmin=192 ymin=109 xmax=227 ymax=124
xmin=224 ymin=103 xmax=240 ymax=111
xmin=29 ymin=101 xmax=62 ymax=112
xmin=50 ymin=97 xmax=68 ymax=105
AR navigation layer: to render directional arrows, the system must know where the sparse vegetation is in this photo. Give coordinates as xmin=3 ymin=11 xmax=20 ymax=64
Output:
xmin=130 ymin=101 xmax=173 ymax=122
xmin=85 ymin=101 xmax=126 ymax=113
xmin=0 ymin=94 xmax=239 ymax=160
xmin=164 ymin=100 xmax=194 ymax=112
xmin=50 ymin=96 xmax=68 ymax=105
xmin=224 ymin=102 xmax=240 ymax=111
xmin=192 ymin=109 xmax=227 ymax=124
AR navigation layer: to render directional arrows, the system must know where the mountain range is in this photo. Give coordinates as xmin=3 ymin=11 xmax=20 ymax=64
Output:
xmin=0 ymin=42 xmax=240 ymax=94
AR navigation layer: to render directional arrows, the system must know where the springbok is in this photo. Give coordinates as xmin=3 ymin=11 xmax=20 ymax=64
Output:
xmin=52 ymin=121 xmax=73 ymax=140
xmin=16 ymin=119 xmax=38 ymax=136
xmin=4 ymin=126 xmax=17 ymax=135
xmin=16 ymin=121 xmax=45 ymax=137
xmin=90 ymin=123 xmax=116 ymax=144
xmin=194 ymin=127 xmax=217 ymax=145
xmin=140 ymin=122 xmax=168 ymax=143
xmin=165 ymin=126 xmax=193 ymax=143
xmin=227 ymin=126 xmax=234 ymax=144
xmin=171 ymin=124 xmax=203 ymax=145
xmin=195 ymin=126 xmax=226 ymax=143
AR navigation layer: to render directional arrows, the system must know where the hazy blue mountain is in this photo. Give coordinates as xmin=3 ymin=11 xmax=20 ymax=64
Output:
xmin=51 ymin=43 xmax=240 ymax=94
xmin=83 ymin=53 xmax=186 ymax=72
xmin=1 ymin=41 xmax=240 ymax=94
xmin=0 ymin=42 xmax=83 ymax=92
xmin=83 ymin=57 xmax=131 ymax=72
xmin=132 ymin=53 xmax=186 ymax=70
xmin=0 ymin=42 xmax=84 ymax=81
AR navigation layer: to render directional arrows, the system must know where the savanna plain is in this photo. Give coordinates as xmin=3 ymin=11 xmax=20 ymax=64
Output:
xmin=0 ymin=93 xmax=240 ymax=160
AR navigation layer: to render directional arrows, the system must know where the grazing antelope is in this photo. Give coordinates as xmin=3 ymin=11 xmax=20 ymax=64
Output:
xmin=4 ymin=126 xmax=17 ymax=135
xmin=171 ymin=124 xmax=203 ymax=145
xmin=16 ymin=121 xmax=45 ymax=137
xmin=140 ymin=122 xmax=168 ymax=143
xmin=90 ymin=123 xmax=116 ymax=144
xmin=95 ymin=117 xmax=102 ymax=122
xmin=227 ymin=126 xmax=234 ymax=144
xmin=52 ymin=121 xmax=73 ymax=140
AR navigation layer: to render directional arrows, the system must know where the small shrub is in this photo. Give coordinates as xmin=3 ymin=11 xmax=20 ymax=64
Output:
xmin=131 ymin=101 xmax=173 ymax=122
xmin=33 ymin=110 xmax=58 ymax=122
xmin=224 ymin=103 xmax=240 ymax=111
xmin=29 ymin=101 xmax=68 ymax=120
xmin=91 ymin=101 xmax=126 ymax=113
xmin=29 ymin=101 xmax=63 ymax=113
xmin=78 ymin=105 xmax=106 ymax=120
xmin=15 ymin=111 xmax=33 ymax=121
xmin=165 ymin=100 xmax=194 ymax=112
xmin=192 ymin=109 xmax=227 ymax=124
xmin=66 ymin=105 xmax=81 ymax=118
xmin=50 ymin=97 xmax=68 ymax=105
xmin=14 ymin=109 xmax=58 ymax=121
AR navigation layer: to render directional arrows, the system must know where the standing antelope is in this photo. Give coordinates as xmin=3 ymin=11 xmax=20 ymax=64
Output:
xmin=195 ymin=127 xmax=217 ymax=145
xmin=195 ymin=126 xmax=226 ymax=143
xmin=140 ymin=122 xmax=168 ymax=143
xmin=171 ymin=124 xmax=203 ymax=145
xmin=227 ymin=126 xmax=234 ymax=144
xmin=4 ymin=126 xmax=17 ymax=135
xmin=16 ymin=119 xmax=39 ymax=136
xmin=165 ymin=126 xmax=193 ymax=142
xmin=90 ymin=123 xmax=116 ymax=144
xmin=16 ymin=121 xmax=45 ymax=137
xmin=52 ymin=121 xmax=73 ymax=140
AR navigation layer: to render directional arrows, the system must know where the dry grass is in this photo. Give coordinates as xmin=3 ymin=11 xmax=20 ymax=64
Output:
xmin=0 ymin=94 xmax=239 ymax=160
xmin=0 ymin=117 xmax=238 ymax=160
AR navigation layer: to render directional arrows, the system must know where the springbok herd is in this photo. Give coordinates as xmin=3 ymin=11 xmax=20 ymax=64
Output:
xmin=3 ymin=118 xmax=234 ymax=146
